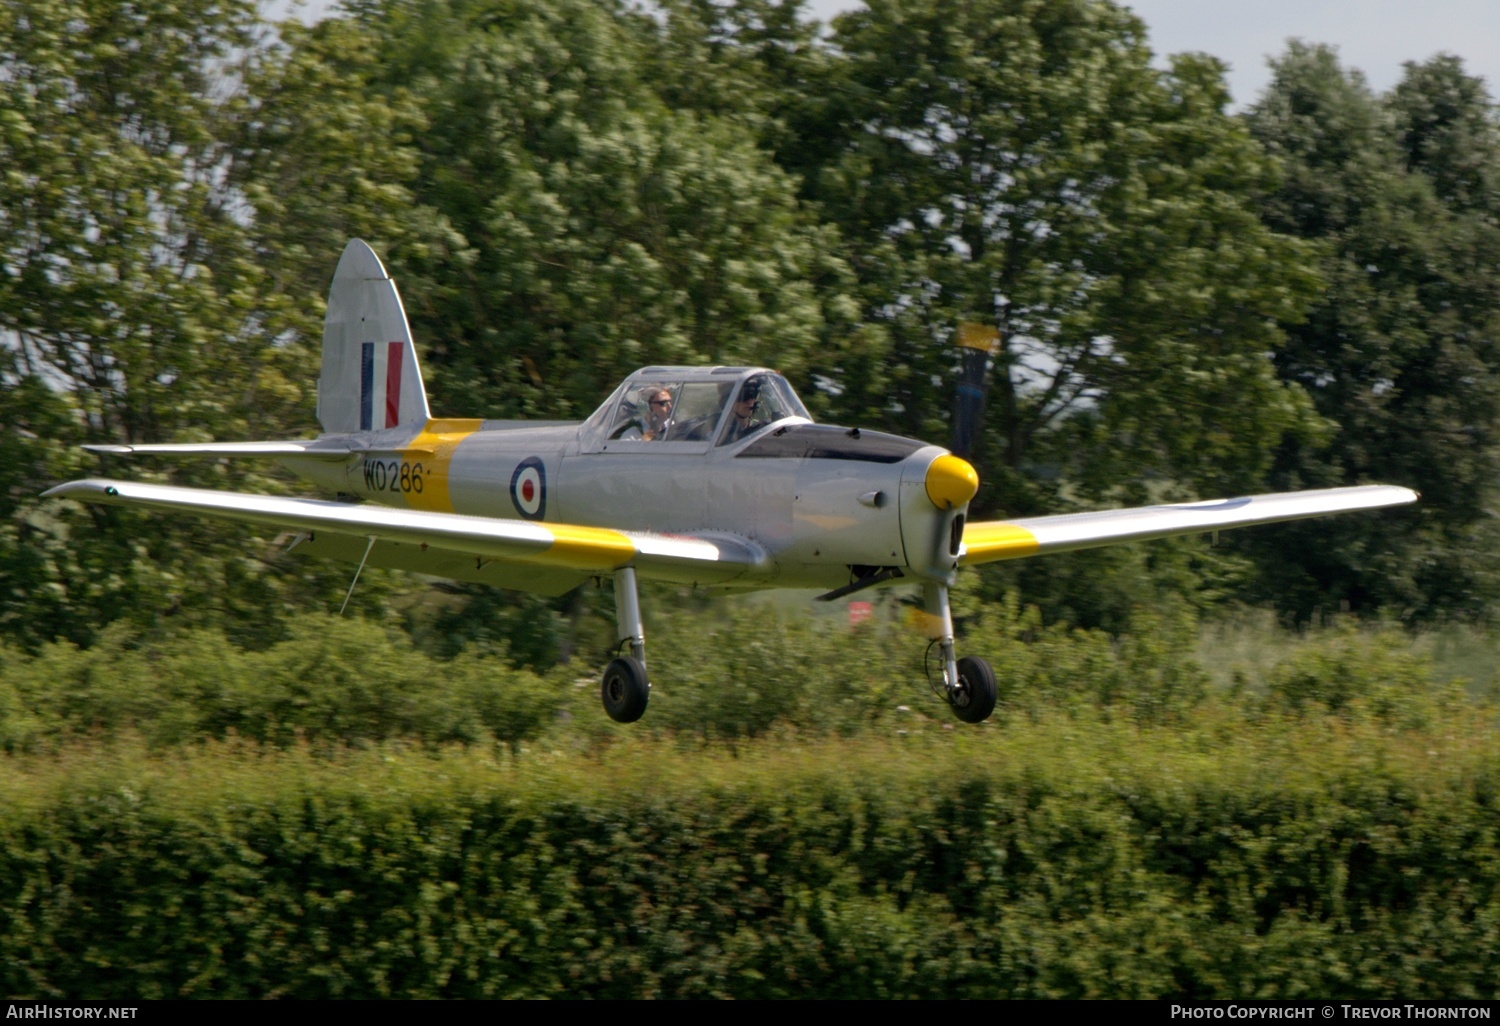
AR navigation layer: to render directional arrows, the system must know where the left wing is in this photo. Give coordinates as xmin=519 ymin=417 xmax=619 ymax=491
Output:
xmin=961 ymin=485 xmax=1418 ymax=566
xmin=43 ymin=478 xmax=766 ymax=594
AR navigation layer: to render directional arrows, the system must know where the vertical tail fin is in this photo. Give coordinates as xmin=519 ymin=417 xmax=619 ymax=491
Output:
xmin=318 ymin=239 xmax=432 ymax=435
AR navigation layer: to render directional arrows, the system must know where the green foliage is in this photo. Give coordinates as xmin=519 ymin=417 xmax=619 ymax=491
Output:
xmin=795 ymin=0 xmax=1321 ymax=514
xmin=314 ymin=0 xmax=856 ymax=421
xmin=7 ymin=0 xmax=1500 ymax=997
xmin=0 ymin=0 xmax=273 ymax=439
xmin=1 ymin=601 xmax=1497 ymax=998
xmin=10 ymin=0 xmax=1500 ymax=651
xmin=9 ymin=587 xmax=1479 ymax=751
xmin=636 ymin=0 xmax=826 ymax=131
xmin=1262 ymin=624 xmax=1455 ymax=727
xmin=958 ymin=591 xmax=1209 ymax=724
xmin=629 ymin=600 xmax=920 ymax=739
xmin=1240 ymin=44 xmax=1500 ymax=621
xmin=0 ymin=709 xmax=1496 ymax=998
xmin=0 ymin=615 xmax=561 ymax=754
xmin=407 ymin=585 xmax=575 ymax=670
xmin=226 ymin=11 xmax=464 ymax=418
xmin=977 ymin=525 xmax=1260 ymax=634
xmin=1200 ymin=616 xmax=1473 ymax=733
xmin=0 ymin=0 xmax=394 ymax=650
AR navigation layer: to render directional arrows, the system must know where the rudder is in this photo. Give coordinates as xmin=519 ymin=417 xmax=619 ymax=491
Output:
xmin=318 ymin=239 xmax=432 ymax=435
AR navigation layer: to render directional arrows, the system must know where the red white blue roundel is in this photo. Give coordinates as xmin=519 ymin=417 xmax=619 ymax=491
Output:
xmin=510 ymin=457 xmax=547 ymax=520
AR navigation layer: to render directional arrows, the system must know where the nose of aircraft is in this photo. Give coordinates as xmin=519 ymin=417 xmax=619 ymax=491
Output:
xmin=900 ymin=447 xmax=980 ymax=582
xmin=924 ymin=453 xmax=980 ymax=510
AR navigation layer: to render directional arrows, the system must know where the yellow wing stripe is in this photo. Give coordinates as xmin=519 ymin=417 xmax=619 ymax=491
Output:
xmin=403 ymin=418 xmax=482 ymax=513
xmin=542 ymin=524 xmax=638 ymax=570
xmin=959 ymin=522 xmax=1040 ymax=565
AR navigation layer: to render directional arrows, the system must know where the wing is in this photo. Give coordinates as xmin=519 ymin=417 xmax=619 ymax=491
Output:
xmin=960 ymin=485 xmax=1418 ymax=566
xmin=43 ymin=478 xmax=766 ymax=595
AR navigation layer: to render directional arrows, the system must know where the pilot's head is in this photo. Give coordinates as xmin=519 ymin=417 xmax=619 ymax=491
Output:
xmin=734 ymin=379 xmax=762 ymax=419
xmin=642 ymin=386 xmax=673 ymax=432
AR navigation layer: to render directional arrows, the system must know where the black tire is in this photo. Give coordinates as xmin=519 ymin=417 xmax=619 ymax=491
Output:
xmin=950 ymin=655 xmax=997 ymax=723
xmin=601 ymin=656 xmax=650 ymax=723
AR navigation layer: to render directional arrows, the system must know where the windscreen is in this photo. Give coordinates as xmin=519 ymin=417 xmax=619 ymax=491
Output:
xmin=716 ymin=373 xmax=810 ymax=445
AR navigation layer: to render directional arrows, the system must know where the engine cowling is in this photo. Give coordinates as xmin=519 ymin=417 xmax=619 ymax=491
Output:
xmin=899 ymin=449 xmax=979 ymax=584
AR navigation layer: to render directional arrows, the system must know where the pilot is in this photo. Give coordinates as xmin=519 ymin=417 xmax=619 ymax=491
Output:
xmin=641 ymin=386 xmax=674 ymax=441
xmin=721 ymin=377 xmax=768 ymax=444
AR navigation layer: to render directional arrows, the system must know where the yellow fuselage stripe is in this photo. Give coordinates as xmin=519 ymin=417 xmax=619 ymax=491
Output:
xmin=403 ymin=418 xmax=482 ymax=513
xmin=959 ymin=523 xmax=1041 ymax=565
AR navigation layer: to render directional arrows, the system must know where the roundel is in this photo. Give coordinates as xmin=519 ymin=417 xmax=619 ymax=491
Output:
xmin=510 ymin=457 xmax=547 ymax=520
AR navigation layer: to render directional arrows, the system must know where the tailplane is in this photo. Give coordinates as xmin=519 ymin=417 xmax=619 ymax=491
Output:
xmin=318 ymin=239 xmax=432 ymax=435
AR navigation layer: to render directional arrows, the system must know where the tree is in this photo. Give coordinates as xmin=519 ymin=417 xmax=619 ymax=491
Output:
xmin=0 ymin=0 xmax=260 ymax=446
xmin=294 ymin=0 xmax=855 ymax=422
xmin=1241 ymin=44 xmax=1500 ymax=621
xmin=797 ymin=0 xmax=1321 ymax=520
xmin=636 ymin=0 xmax=825 ymax=134
xmin=0 ymin=0 xmax=392 ymax=649
xmin=225 ymin=11 xmax=465 ymax=432
xmin=215 ymin=0 xmax=864 ymax=658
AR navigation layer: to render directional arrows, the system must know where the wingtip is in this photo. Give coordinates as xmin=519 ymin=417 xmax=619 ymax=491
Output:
xmin=82 ymin=444 xmax=134 ymax=455
xmin=41 ymin=479 xmax=120 ymax=500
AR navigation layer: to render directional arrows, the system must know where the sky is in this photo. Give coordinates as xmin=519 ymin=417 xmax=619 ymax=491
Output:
xmin=276 ymin=1 xmax=1500 ymax=110
xmin=804 ymin=0 xmax=1500 ymax=109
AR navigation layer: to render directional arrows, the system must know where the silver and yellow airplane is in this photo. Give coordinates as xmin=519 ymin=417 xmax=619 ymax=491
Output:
xmin=45 ymin=241 xmax=1418 ymax=724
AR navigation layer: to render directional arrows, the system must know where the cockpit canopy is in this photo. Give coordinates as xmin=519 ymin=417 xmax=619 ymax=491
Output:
xmin=580 ymin=367 xmax=811 ymax=452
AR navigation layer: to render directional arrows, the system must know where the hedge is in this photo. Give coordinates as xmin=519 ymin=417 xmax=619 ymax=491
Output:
xmin=1 ymin=715 xmax=1496 ymax=999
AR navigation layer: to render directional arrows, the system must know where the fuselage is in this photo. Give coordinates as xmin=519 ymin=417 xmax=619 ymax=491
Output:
xmin=284 ymin=367 xmax=971 ymax=593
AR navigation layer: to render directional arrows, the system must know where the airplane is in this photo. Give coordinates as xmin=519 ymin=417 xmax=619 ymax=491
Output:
xmin=44 ymin=240 xmax=1419 ymax=725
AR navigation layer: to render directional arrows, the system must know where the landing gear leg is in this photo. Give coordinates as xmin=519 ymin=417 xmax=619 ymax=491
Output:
xmin=923 ymin=581 xmax=996 ymax=724
xmin=601 ymin=566 xmax=650 ymax=723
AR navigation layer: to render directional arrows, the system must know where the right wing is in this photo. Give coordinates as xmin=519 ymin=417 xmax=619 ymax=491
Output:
xmin=43 ymin=478 xmax=766 ymax=595
xmin=961 ymin=485 xmax=1418 ymax=566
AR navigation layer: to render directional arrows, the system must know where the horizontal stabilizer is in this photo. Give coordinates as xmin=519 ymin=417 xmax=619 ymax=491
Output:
xmin=86 ymin=441 xmax=449 ymax=460
xmin=961 ymin=485 xmax=1419 ymax=566
xmin=347 ymin=446 xmax=436 ymax=458
xmin=83 ymin=441 xmax=348 ymax=460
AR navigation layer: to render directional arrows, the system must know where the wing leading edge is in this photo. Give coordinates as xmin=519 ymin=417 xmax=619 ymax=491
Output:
xmin=960 ymin=485 xmax=1419 ymax=567
xmin=43 ymin=479 xmax=766 ymax=593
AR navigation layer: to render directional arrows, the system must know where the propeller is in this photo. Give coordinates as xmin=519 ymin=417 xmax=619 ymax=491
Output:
xmin=950 ymin=321 xmax=1000 ymax=461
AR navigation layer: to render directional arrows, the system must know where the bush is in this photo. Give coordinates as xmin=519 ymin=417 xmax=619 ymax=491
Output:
xmin=0 ymin=615 xmax=563 ymax=753
xmin=0 ymin=726 xmax=1497 ymax=998
xmin=1261 ymin=623 xmax=1461 ymax=729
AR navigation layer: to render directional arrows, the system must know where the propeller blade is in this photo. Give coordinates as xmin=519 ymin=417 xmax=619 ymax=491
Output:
xmin=950 ymin=321 xmax=999 ymax=460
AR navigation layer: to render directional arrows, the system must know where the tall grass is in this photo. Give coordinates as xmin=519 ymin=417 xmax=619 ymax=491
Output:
xmin=3 ymin=598 xmax=1496 ymax=751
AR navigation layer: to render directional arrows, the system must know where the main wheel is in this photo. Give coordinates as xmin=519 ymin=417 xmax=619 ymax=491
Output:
xmin=949 ymin=655 xmax=997 ymax=724
xmin=601 ymin=656 xmax=650 ymax=723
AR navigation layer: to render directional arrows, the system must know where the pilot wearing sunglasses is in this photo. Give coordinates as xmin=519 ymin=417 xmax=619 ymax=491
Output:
xmin=641 ymin=387 xmax=674 ymax=441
